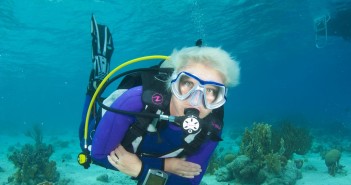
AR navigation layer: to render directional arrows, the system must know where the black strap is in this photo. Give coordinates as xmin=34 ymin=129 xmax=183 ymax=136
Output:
xmin=180 ymin=129 xmax=208 ymax=157
xmin=117 ymin=72 xmax=142 ymax=90
xmin=121 ymin=107 xmax=156 ymax=153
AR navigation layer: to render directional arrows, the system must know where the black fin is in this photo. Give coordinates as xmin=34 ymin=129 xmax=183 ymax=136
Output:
xmin=91 ymin=14 xmax=114 ymax=60
xmin=88 ymin=15 xmax=115 ymax=93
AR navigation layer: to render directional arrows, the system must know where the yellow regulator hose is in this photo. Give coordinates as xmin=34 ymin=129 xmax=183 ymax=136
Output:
xmin=84 ymin=55 xmax=169 ymax=149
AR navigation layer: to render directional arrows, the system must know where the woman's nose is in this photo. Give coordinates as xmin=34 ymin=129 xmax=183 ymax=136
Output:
xmin=188 ymin=90 xmax=204 ymax=107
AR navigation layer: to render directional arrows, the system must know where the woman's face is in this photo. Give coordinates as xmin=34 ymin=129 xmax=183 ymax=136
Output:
xmin=170 ymin=61 xmax=225 ymax=118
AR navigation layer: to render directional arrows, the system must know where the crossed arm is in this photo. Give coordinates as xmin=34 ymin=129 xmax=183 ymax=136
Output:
xmin=107 ymin=145 xmax=202 ymax=178
xmin=107 ymin=138 xmax=218 ymax=185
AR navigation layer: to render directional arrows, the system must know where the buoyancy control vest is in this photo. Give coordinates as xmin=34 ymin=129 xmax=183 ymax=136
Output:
xmin=99 ymin=66 xmax=225 ymax=158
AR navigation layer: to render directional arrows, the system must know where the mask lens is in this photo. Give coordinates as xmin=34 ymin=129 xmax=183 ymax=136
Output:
xmin=171 ymin=72 xmax=227 ymax=109
xmin=203 ymin=84 xmax=226 ymax=109
xmin=178 ymin=74 xmax=199 ymax=96
xmin=171 ymin=72 xmax=198 ymax=100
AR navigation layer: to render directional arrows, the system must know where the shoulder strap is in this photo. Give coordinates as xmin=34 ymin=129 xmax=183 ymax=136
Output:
xmin=141 ymin=68 xmax=173 ymax=110
xmin=121 ymin=69 xmax=173 ymax=153
xmin=121 ymin=106 xmax=156 ymax=153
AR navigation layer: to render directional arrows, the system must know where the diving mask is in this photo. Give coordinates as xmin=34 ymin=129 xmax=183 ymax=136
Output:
xmin=171 ymin=71 xmax=227 ymax=109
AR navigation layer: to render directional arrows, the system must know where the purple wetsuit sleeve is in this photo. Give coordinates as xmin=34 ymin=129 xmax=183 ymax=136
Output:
xmin=91 ymin=86 xmax=144 ymax=161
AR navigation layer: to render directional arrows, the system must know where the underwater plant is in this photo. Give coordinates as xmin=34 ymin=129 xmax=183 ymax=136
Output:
xmin=7 ymin=124 xmax=60 ymax=185
xmin=272 ymin=122 xmax=312 ymax=159
xmin=24 ymin=123 xmax=43 ymax=145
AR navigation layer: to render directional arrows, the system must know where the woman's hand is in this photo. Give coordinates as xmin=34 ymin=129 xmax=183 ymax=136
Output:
xmin=164 ymin=158 xmax=202 ymax=178
xmin=107 ymin=145 xmax=142 ymax=177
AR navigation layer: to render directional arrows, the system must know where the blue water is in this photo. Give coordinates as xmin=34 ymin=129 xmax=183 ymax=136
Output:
xmin=0 ymin=0 xmax=350 ymax=135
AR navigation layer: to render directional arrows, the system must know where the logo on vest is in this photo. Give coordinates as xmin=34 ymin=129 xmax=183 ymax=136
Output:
xmin=211 ymin=121 xmax=222 ymax=130
xmin=183 ymin=116 xmax=200 ymax=133
xmin=152 ymin=93 xmax=163 ymax=105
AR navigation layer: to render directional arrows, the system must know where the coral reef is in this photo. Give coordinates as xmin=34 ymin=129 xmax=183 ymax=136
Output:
xmin=240 ymin=123 xmax=272 ymax=167
xmin=214 ymin=122 xmax=303 ymax=184
xmin=214 ymin=167 xmax=232 ymax=182
xmin=264 ymin=153 xmax=282 ymax=174
xmin=207 ymin=143 xmax=238 ymax=176
xmin=216 ymin=155 xmax=302 ymax=185
xmin=226 ymin=155 xmax=259 ymax=183
xmin=324 ymin=149 xmax=342 ymax=176
xmin=260 ymin=161 xmax=302 ymax=185
xmin=7 ymin=124 xmax=60 ymax=185
xmin=272 ymin=122 xmax=312 ymax=159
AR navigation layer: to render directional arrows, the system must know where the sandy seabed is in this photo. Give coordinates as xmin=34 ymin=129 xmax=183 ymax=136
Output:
xmin=0 ymin=132 xmax=350 ymax=185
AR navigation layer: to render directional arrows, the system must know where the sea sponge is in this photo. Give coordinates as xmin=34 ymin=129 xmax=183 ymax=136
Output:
xmin=223 ymin=153 xmax=236 ymax=164
xmin=324 ymin=149 xmax=341 ymax=176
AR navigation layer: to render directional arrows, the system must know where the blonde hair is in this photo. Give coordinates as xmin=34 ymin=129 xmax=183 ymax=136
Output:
xmin=161 ymin=46 xmax=240 ymax=87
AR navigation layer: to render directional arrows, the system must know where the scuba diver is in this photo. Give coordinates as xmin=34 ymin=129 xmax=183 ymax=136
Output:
xmin=78 ymin=15 xmax=240 ymax=185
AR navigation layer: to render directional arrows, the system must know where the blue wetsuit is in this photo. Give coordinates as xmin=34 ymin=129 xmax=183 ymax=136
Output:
xmin=80 ymin=86 xmax=220 ymax=185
